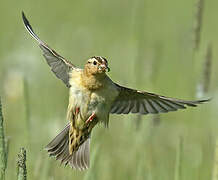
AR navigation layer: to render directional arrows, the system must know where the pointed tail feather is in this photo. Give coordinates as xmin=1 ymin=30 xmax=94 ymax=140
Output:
xmin=45 ymin=123 xmax=90 ymax=170
xmin=70 ymin=138 xmax=90 ymax=169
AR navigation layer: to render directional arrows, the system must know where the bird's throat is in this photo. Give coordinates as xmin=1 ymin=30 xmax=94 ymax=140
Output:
xmin=81 ymin=71 xmax=105 ymax=90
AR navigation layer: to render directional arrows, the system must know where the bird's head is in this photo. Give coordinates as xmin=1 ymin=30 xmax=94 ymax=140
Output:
xmin=84 ymin=56 xmax=110 ymax=75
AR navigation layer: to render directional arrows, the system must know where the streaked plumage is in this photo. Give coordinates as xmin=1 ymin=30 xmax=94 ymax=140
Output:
xmin=22 ymin=12 xmax=209 ymax=170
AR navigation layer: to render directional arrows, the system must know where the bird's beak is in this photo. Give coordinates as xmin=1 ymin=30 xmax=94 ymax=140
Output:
xmin=99 ymin=64 xmax=110 ymax=72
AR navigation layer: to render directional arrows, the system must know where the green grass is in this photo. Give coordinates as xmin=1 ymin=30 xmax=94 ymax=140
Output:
xmin=0 ymin=0 xmax=217 ymax=179
xmin=0 ymin=98 xmax=7 ymax=180
xmin=17 ymin=148 xmax=27 ymax=180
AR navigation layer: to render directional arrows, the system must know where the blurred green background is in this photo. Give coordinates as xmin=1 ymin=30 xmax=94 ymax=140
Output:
xmin=0 ymin=0 xmax=217 ymax=179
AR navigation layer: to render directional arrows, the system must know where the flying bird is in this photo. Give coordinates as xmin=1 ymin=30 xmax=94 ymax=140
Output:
xmin=22 ymin=12 xmax=209 ymax=170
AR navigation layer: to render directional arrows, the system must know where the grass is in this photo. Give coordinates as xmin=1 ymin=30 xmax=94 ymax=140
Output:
xmin=193 ymin=0 xmax=204 ymax=51
xmin=17 ymin=148 xmax=27 ymax=180
xmin=0 ymin=98 xmax=7 ymax=180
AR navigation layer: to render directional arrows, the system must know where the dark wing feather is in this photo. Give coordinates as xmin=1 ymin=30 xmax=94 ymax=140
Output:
xmin=22 ymin=12 xmax=75 ymax=88
xmin=110 ymin=84 xmax=209 ymax=115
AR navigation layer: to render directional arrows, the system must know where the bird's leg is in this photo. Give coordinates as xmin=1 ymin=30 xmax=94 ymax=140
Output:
xmin=75 ymin=107 xmax=80 ymax=116
xmin=86 ymin=112 xmax=96 ymax=124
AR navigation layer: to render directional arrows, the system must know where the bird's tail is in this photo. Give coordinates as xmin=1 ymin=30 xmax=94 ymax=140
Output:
xmin=45 ymin=123 xmax=90 ymax=170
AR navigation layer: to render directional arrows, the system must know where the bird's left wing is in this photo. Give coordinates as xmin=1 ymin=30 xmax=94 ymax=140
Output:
xmin=110 ymin=84 xmax=209 ymax=114
xmin=22 ymin=12 xmax=76 ymax=88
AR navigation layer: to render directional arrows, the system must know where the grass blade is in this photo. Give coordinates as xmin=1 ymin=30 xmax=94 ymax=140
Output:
xmin=202 ymin=43 xmax=212 ymax=93
xmin=0 ymin=98 xmax=7 ymax=180
xmin=193 ymin=0 xmax=204 ymax=51
xmin=17 ymin=148 xmax=27 ymax=180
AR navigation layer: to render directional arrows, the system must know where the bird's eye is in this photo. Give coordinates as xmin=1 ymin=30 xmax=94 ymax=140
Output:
xmin=93 ymin=61 xmax=97 ymax=65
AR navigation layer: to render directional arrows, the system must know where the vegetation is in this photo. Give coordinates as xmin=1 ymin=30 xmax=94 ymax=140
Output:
xmin=0 ymin=0 xmax=216 ymax=179
xmin=17 ymin=148 xmax=27 ymax=180
xmin=0 ymin=98 xmax=7 ymax=180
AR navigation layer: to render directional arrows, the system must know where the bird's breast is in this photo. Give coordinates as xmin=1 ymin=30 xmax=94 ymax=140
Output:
xmin=68 ymin=71 xmax=119 ymax=126
xmin=69 ymin=84 xmax=116 ymax=121
xmin=69 ymin=86 xmax=111 ymax=121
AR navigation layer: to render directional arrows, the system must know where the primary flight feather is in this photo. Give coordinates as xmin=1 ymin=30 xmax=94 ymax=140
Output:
xmin=22 ymin=12 xmax=209 ymax=170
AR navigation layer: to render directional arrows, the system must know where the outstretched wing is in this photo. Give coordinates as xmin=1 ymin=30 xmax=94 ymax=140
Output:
xmin=22 ymin=12 xmax=76 ymax=88
xmin=110 ymin=84 xmax=209 ymax=114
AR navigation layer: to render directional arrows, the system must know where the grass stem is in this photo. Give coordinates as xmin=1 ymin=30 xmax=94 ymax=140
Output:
xmin=0 ymin=98 xmax=7 ymax=180
xmin=17 ymin=148 xmax=27 ymax=180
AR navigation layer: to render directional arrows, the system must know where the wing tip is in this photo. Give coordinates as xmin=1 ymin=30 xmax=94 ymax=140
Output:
xmin=198 ymin=98 xmax=211 ymax=103
xmin=22 ymin=11 xmax=41 ymax=43
xmin=190 ymin=98 xmax=211 ymax=106
xmin=21 ymin=11 xmax=31 ymax=31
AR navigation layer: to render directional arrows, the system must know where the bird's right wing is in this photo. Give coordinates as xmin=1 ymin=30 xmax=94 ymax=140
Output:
xmin=110 ymin=84 xmax=209 ymax=114
xmin=22 ymin=12 xmax=76 ymax=88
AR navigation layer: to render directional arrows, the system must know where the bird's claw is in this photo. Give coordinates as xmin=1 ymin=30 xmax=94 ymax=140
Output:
xmin=86 ymin=112 xmax=96 ymax=124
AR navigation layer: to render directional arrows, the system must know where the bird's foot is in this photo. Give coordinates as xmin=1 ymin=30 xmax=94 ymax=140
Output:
xmin=86 ymin=112 xmax=96 ymax=124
